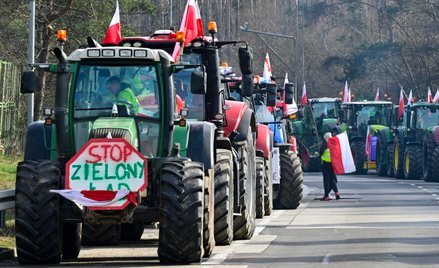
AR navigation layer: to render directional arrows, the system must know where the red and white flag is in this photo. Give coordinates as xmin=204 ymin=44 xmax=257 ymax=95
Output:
xmin=348 ymin=87 xmax=352 ymax=102
xmin=375 ymin=87 xmax=380 ymax=101
xmin=51 ymin=189 xmax=137 ymax=207
xmin=172 ymin=0 xmax=204 ymax=61
xmin=365 ymin=126 xmax=371 ymax=157
xmin=428 ymin=88 xmax=433 ymax=103
xmin=301 ymin=81 xmax=308 ymax=104
xmin=407 ymin=89 xmax=413 ymax=106
xmin=102 ymin=1 xmax=122 ymax=45
xmin=397 ymin=87 xmax=404 ymax=120
xmin=328 ymin=132 xmax=356 ymax=174
xmin=343 ymin=81 xmax=349 ymax=102
xmin=434 ymin=89 xmax=439 ymax=103
xmin=283 ymin=73 xmax=298 ymax=114
xmin=263 ymin=53 xmax=272 ymax=82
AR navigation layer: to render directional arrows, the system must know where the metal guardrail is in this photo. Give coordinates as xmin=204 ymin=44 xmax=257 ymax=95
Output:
xmin=0 ymin=189 xmax=15 ymax=228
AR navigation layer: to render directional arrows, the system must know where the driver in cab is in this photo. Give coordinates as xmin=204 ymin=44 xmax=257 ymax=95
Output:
xmin=106 ymin=76 xmax=142 ymax=115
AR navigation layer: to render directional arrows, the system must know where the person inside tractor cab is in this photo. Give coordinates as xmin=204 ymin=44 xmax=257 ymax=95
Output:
xmin=106 ymin=76 xmax=141 ymax=115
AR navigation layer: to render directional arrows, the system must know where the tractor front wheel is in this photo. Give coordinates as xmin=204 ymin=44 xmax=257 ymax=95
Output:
xmin=256 ymin=156 xmax=265 ymax=218
xmin=82 ymin=223 xmax=121 ymax=246
xmin=403 ymin=145 xmax=422 ymax=180
xmin=393 ymin=136 xmax=405 ymax=179
xmin=376 ymin=130 xmax=388 ymax=176
xmin=263 ymin=156 xmax=273 ymax=216
xmin=121 ymin=223 xmax=144 ymax=241
xmin=274 ymin=151 xmax=303 ymax=209
xmin=422 ymin=133 xmax=436 ymax=181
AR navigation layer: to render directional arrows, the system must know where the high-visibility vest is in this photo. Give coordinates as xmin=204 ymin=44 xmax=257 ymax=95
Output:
xmin=118 ymin=87 xmax=141 ymax=114
xmin=321 ymin=148 xmax=331 ymax=162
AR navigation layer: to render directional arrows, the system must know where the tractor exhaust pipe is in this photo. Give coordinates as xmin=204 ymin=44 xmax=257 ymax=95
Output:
xmin=53 ymin=47 xmax=71 ymax=164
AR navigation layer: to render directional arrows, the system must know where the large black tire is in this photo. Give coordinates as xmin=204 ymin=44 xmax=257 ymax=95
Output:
xmin=233 ymin=127 xmax=257 ymax=240
xmin=263 ymin=157 xmax=273 ymax=216
xmin=158 ymin=160 xmax=204 ymax=263
xmin=82 ymin=223 xmax=121 ymax=246
xmin=393 ymin=135 xmax=405 ymax=179
xmin=432 ymin=147 xmax=439 ymax=181
xmin=376 ymin=130 xmax=389 ymax=176
xmin=404 ymin=145 xmax=422 ymax=180
xmin=387 ymin=143 xmax=395 ymax=177
xmin=274 ymin=151 xmax=303 ymax=209
xmin=203 ymin=172 xmax=215 ymax=258
xmin=256 ymin=156 xmax=265 ymax=219
xmin=351 ymin=141 xmax=367 ymax=175
xmin=422 ymin=133 xmax=436 ymax=181
xmin=62 ymin=223 xmax=81 ymax=260
xmin=214 ymin=149 xmax=234 ymax=245
xmin=15 ymin=160 xmax=63 ymax=264
xmin=120 ymin=223 xmax=144 ymax=241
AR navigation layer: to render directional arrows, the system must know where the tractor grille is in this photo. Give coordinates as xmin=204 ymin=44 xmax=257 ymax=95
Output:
xmin=90 ymin=128 xmax=131 ymax=141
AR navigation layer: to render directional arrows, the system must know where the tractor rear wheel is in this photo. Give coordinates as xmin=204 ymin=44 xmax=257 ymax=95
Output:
xmin=422 ymin=133 xmax=436 ymax=181
xmin=15 ymin=160 xmax=63 ymax=264
xmin=431 ymin=147 xmax=439 ymax=181
xmin=120 ymin=223 xmax=144 ymax=241
xmin=214 ymin=149 xmax=234 ymax=245
xmin=274 ymin=151 xmax=303 ymax=209
xmin=82 ymin=223 xmax=121 ymax=246
xmin=233 ymin=127 xmax=257 ymax=240
xmin=393 ymin=136 xmax=405 ymax=179
xmin=263 ymin=156 xmax=273 ymax=216
xmin=203 ymin=172 xmax=215 ymax=258
xmin=351 ymin=141 xmax=367 ymax=175
xmin=376 ymin=130 xmax=388 ymax=176
xmin=256 ymin=156 xmax=265 ymax=219
xmin=158 ymin=159 xmax=204 ymax=263
xmin=387 ymin=143 xmax=395 ymax=177
xmin=62 ymin=223 xmax=81 ymax=260
xmin=404 ymin=145 xmax=422 ymax=180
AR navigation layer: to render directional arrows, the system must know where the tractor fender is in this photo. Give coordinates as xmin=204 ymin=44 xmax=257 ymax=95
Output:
xmin=187 ymin=121 xmax=216 ymax=170
xmin=224 ymin=100 xmax=256 ymax=141
xmin=432 ymin=126 xmax=439 ymax=144
xmin=24 ymin=121 xmax=55 ymax=161
xmin=256 ymin=124 xmax=271 ymax=159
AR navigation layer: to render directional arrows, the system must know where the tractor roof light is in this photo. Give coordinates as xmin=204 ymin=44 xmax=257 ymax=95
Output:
xmin=176 ymin=31 xmax=185 ymax=43
xmin=208 ymin=21 xmax=218 ymax=34
xmin=57 ymin=30 xmax=67 ymax=42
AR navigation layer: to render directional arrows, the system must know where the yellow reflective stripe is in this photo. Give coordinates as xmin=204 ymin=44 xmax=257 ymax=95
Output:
xmin=321 ymin=148 xmax=331 ymax=162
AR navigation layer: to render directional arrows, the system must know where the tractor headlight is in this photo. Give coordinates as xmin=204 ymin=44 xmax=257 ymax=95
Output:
xmin=87 ymin=49 xmax=100 ymax=57
xmin=134 ymin=50 xmax=147 ymax=57
xmin=102 ymin=49 xmax=115 ymax=57
xmin=119 ymin=49 xmax=132 ymax=57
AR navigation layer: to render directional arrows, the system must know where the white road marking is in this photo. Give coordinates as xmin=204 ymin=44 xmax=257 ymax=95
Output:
xmin=432 ymin=194 xmax=437 ymax=196
xmin=322 ymin=252 xmax=331 ymax=265
xmin=410 ymin=184 xmax=416 ymax=186
xmin=418 ymin=186 xmax=424 ymax=189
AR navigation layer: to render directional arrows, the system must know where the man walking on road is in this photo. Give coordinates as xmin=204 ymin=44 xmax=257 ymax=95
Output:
xmin=320 ymin=132 xmax=340 ymax=201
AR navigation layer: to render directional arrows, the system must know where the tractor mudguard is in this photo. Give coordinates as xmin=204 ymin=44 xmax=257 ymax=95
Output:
xmin=24 ymin=121 xmax=56 ymax=161
xmin=187 ymin=121 xmax=216 ymax=170
xmin=216 ymin=136 xmax=232 ymax=152
xmin=432 ymin=126 xmax=439 ymax=144
xmin=256 ymin=124 xmax=271 ymax=159
xmin=224 ymin=100 xmax=256 ymax=141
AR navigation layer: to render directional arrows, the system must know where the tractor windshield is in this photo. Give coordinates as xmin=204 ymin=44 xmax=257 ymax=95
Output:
xmin=355 ymin=105 xmax=392 ymax=127
xmin=311 ymin=102 xmax=338 ymax=120
xmin=416 ymin=106 xmax=439 ymax=129
xmin=73 ymin=64 xmax=160 ymax=118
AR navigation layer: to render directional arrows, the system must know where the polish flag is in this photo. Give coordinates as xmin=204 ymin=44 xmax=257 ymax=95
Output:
xmin=283 ymin=73 xmax=298 ymax=114
xmin=407 ymin=90 xmax=413 ymax=106
xmin=397 ymin=87 xmax=404 ymax=120
xmin=263 ymin=53 xmax=272 ymax=82
xmin=428 ymin=88 xmax=433 ymax=103
xmin=172 ymin=0 xmax=204 ymax=61
xmin=102 ymin=1 xmax=122 ymax=45
xmin=328 ymin=132 xmax=356 ymax=174
xmin=51 ymin=189 xmax=138 ymax=207
xmin=301 ymin=81 xmax=308 ymax=104
xmin=375 ymin=87 xmax=380 ymax=101
xmin=343 ymin=81 xmax=349 ymax=102
xmin=434 ymin=89 xmax=439 ymax=103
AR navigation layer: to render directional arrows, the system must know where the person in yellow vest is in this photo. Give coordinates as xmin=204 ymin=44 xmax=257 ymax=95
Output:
xmin=319 ymin=132 xmax=340 ymax=201
xmin=106 ymin=76 xmax=142 ymax=115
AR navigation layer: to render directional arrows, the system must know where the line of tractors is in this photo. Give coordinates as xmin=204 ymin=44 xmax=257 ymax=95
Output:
xmin=15 ymin=24 xmax=305 ymax=264
xmin=290 ymin=97 xmax=439 ymax=181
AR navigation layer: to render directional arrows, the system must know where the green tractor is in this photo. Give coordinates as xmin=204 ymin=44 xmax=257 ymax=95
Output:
xmin=382 ymin=102 xmax=439 ymax=180
xmin=17 ymin=45 xmax=216 ymax=264
xmin=334 ymin=101 xmax=393 ymax=174
xmin=290 ymin=98 xmax=341 ymax=172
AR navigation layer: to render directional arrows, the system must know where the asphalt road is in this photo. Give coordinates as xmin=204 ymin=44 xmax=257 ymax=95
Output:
xmin=4 ymin=172 xmax=439 ymax=267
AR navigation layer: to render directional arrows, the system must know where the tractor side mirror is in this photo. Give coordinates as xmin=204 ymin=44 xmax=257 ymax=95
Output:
xmin=266 ymin=83 xmax=277 ymax=107
xmin=241 ymin=74 xmax=253 ymax=97
xmin=284 ymin=83 xmax=294 ymax=105
xmin=238 ymin=46 xmax=253 ymax=75
xmin=190 ymin=67 xmax=206 ymax=94
xmin=21 ymin=71 xmax=37 ymax=94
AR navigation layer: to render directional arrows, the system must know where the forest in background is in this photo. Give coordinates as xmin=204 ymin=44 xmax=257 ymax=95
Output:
xmin=1 ymin=0 xmax=439 ymax=118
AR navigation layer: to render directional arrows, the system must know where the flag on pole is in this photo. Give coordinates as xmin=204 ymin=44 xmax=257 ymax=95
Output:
xmin=375 ymin=87 xmax=380 ymax=101
xmin=328 ymin=132 xmax=356 ymax=174
xmin=102 ymin=1 xmax=122 ymax=45
xmin=172 ymin=0 xmax=204 ymax=61
xmin=301 ymin=81 xmax=308 ymax=104
xmin=263 ymin=53 xmax=272 ymax=82
xmin=348 ymin=87 xmax=352 ymax=102
xmin=365 ymin=126 xmax=371 ymax=158
xmin=283 ymin=73 xmax=298 ymax=114
xmin=434 ymin=89 xmax=439 ymax=103
xmin=397 ymin=87 xmax=405 ymax=120
xmin=428 ymin=88 xmax=433 ymax=103
xmin=407 ymin=90 xmax=413 ymax=106
xmin=343 ymin=81 xmax=349 ymax=102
